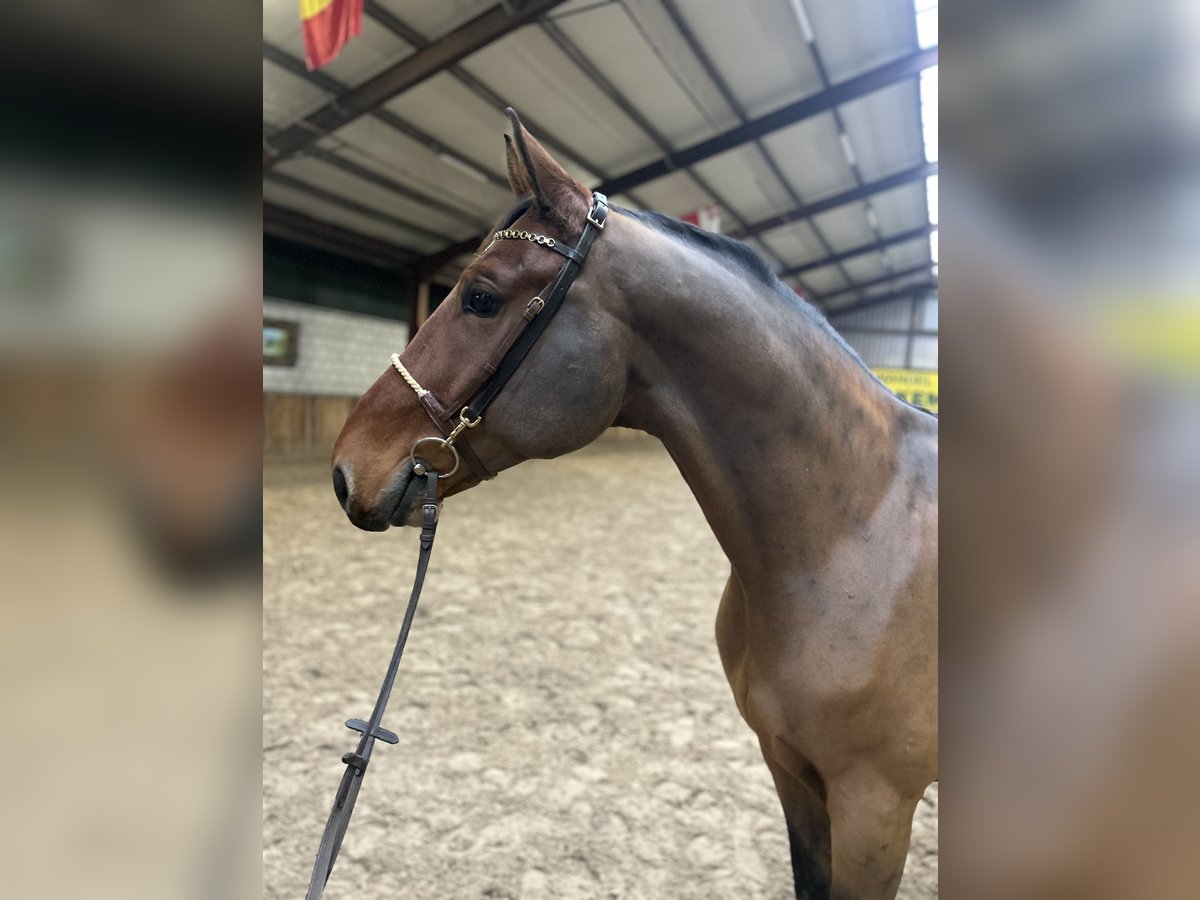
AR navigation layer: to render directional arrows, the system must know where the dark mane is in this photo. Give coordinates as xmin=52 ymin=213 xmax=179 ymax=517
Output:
xmin=496 ymin=196 xmax=533 ymax=231
xmin=618 ymin=207 xmax=884 ymax=385
xmin=486 ymin=201 xmax=932 ymax=415
xmin=476 ymin=196 xmax=535 ymax=255
xmin=622 ymin=207 xmax=781 ymax=288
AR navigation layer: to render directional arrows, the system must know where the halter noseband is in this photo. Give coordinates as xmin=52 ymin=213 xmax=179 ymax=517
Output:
xmin=392 ymin=191 xmax=609 ymax=481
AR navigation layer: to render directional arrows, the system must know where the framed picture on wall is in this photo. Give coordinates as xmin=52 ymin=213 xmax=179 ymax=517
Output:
xmin=263 ymin=318 xmax=300 ymax=367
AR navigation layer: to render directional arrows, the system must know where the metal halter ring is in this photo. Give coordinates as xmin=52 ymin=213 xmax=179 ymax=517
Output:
xmin=410 ymin=436 xmax=460 ymax=480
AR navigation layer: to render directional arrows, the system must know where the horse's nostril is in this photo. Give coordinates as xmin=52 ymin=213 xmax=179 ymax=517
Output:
xmin=332 ymin=465 xmax=349 ymax=509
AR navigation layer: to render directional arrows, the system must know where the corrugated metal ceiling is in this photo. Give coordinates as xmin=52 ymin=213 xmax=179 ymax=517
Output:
xmin=262 ymin=0 xmax=937 ymax=312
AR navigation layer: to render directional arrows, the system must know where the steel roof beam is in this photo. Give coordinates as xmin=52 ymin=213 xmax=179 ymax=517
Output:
xmin=263 ymin=41 xmax=510 ymax=190
xmin=415 ymin=47 xmax=936 ymax=276
xmin=825 ymin=283 xmax=938 ymax=318
xmin=414 ymin=161 xmax=934 ymax=279
xmin=653 ymin=0 xmax=842 ymax=292
xmin=264 ymin=203 xmax=417 ymax=270
xmin=782 ymin=224 xmax=935 ymax=277
xmin=263 ymin=0 xmax=568 ymax=167
xmin=593 ymin=47 xmax=936 ymax=198
xmin=639 ymin=0 xmax=826 ymax=294
xmin=819 ymin=264 xmax=936 ymax=306
xmin=299 ymin=145 xmax=494 ymax=228
xmin=536 ymin=16 xmax=817 ymax=295
xmin=265 ymin=171 xmax=457 ymax=245
xmin=830 ymin=324 xmax=938 ymax=337
xmin=728 ymin=162 xmax=937 ymax=241
xmin=360 ymin=2 xmax=652 ymax=207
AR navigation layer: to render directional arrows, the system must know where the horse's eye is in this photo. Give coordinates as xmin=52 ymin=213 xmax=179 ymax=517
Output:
xmin=464 ymin=288 xmax=498 ymax=317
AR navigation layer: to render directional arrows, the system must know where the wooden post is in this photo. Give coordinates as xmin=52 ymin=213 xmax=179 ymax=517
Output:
xmin=406 ymin=280 xmax=419 ymax=340
xmin=415 ymin=280 xmax=431 ymax=334
xmin=905 ymin=295 xmax=921 ymax=369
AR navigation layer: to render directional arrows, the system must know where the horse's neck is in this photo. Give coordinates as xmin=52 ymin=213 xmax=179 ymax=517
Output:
xmin=610 ymin=222 xmax=924 ymax=580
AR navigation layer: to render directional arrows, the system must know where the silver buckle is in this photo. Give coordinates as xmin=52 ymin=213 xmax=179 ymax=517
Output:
xmin=588 ymin=192 xmax=608 ymax=230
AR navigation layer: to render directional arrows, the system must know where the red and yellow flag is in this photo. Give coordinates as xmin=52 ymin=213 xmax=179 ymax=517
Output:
xmin=300 ymin=0 xmax=362 ymax=71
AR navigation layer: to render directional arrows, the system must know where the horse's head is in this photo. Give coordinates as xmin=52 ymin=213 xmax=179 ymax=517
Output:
xmin=332 ymin=110 xmax=631 ymax=530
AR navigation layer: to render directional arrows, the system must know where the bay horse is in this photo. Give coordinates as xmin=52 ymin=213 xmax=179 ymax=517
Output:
xmin=332 ymin=110 xmax=938 ymax=900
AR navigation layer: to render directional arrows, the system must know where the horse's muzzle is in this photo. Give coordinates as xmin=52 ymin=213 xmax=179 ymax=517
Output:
xmin=331 ymin=461 xmax=417 ymax=531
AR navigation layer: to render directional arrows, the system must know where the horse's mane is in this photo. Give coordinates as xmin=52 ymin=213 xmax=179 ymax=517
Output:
xmin=618 ymin=208 xmax=893 ymax=380
xmin=495 ymin=196 xmax=533 ymax=230
xmin=622 ymin=208 xmax=938 ymax=418
xmin=490 ymin=199 xmax=936 ymax=418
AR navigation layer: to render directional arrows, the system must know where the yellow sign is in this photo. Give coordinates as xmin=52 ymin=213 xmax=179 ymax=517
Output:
xmin=874 ymin=368 xmax=938 ymax=413
xmin=1100 ymin=300 xmax=1200 ymax=378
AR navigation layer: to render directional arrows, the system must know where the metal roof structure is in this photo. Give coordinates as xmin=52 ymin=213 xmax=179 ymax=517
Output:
xmin=263 ymin=0 xmax=938 ymax=315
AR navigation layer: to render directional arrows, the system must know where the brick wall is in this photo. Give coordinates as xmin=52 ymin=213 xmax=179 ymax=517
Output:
xmin=264 ymin=298 xmax=408 ymax=454
xmin=263 ymin=297 xmax=408 ymax=396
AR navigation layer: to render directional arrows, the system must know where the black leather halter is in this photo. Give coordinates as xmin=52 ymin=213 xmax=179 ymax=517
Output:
xmin=465 ymin=191 xmax=609 ymax=422
xmin=305 ymin=193 xmax=609 ymax=900
xmin=392 ymin=191 xmax=610 ymax=483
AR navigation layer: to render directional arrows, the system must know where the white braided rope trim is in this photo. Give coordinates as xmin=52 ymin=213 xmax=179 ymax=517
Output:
xmin=391 ymin=353 xmax=428 ymax=397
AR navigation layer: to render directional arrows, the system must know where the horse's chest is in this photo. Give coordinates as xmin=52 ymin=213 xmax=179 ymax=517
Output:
xmin=722 ymin=525 xmax=934 ymax=721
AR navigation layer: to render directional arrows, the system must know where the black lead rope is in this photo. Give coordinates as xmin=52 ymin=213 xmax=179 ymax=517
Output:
xmin=305 ymin=473 xmax=441 ymax=900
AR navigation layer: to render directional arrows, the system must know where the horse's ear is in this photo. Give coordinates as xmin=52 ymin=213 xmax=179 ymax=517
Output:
xmin=503 ymin=135 xmax=530 ymax=197
xmin=504 ymin=107 xmax=589 ymax=230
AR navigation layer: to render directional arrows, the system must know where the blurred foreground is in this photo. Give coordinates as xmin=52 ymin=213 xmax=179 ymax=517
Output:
xmin=942 ymin=0 xmax=1200 ymax=896
xmin=0 ymin=4 xmax=261 ymax=898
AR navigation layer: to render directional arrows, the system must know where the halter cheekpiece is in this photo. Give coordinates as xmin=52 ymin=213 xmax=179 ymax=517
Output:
xmin=390 ymin=191 xmax=609 ymax=482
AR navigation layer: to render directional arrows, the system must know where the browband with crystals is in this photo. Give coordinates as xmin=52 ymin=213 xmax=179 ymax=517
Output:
xmin=479 ymin=228 xmax=585 ymax=264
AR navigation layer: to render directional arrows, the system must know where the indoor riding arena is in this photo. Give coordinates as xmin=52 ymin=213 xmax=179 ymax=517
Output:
xmin=263 ymin=1 xmax=938 ymax=897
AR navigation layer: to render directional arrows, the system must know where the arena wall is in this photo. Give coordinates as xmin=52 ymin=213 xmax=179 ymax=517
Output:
xmin=263 ymin=298 xmax=408 ymax=455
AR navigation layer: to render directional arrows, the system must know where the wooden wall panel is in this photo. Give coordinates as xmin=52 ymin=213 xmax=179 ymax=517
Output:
xmin=264 ymin=394 xmax=309 ymax=453
xmin=264 ymin=393 xmax=360 ymax=455
xmin=312 ymin=395 xmax=357 ymax=455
